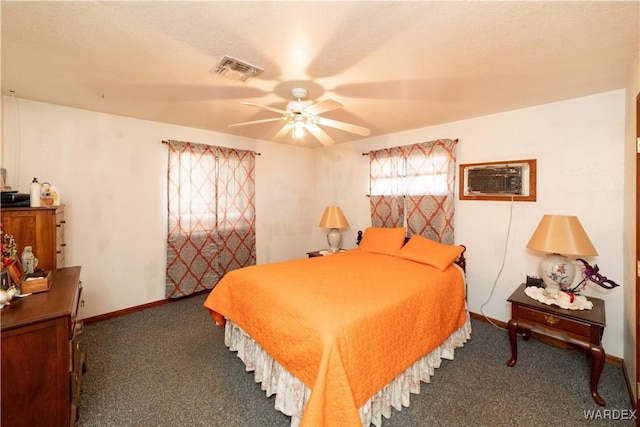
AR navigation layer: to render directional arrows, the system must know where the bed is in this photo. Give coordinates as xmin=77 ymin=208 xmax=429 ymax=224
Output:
xmin=204 ymin=227 xmax=471 ymax=427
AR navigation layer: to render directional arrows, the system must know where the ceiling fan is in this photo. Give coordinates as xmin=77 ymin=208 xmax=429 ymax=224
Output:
xmin=229 ymin=87 xmax=370 ymax=146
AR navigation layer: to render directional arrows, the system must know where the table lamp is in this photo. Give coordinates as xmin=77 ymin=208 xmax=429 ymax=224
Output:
xmin=319 ymin=206 xmax=349 ymax=253
xmin=526 ymin=215 xmax=598 ymax=299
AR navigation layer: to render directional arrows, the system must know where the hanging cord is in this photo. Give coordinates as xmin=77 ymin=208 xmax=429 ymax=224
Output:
xmin=9 ymin=91 xmax=21 ymax=191
xmin=480 ymin=194 xmax=515 ymax=331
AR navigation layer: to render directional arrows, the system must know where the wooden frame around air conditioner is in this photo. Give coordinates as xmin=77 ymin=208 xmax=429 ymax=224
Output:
xmin=459 ymin=159 xmax=537 ymax=202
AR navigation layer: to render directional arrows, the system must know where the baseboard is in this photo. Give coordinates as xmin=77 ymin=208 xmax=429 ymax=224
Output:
xmin=469 ymin=311 xmax=624 ymax=367
xmin=83 ymin=289 xmax=209 ymax=325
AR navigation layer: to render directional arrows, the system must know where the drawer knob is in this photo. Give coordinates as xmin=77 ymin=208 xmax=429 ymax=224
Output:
xmin=544 ymin=314 xmax=559 ymax=326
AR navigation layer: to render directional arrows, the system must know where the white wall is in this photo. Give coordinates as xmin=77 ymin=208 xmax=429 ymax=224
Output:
xmin=317 ymin=91 xmax=627 ymax=358
xmin=2 ymin=91 xmax=628 ymax=358
xmin=2 ymin=98 xmax=316 ymax=318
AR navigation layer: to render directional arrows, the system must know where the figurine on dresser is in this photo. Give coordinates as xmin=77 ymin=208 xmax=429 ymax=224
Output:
xmin=0 ymin=285 xmax=16 ymax=308
xmin=21 ymin=246 xmax=38 ymax=275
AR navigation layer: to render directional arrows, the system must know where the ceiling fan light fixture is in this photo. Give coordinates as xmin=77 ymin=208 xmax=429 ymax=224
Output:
xmin=293 ymin=116 xmax=306 ymax=139
xmin=211 ymin=55 xmax=263 ymax=82
xmin=229 ymin=85 xmax=370 ymax=146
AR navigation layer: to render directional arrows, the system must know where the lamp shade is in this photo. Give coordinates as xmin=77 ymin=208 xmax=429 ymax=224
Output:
xmin=526 ymin=215 xmax=597 ymax=256
xmin=318 ymin=206 xmax=349 ymax=229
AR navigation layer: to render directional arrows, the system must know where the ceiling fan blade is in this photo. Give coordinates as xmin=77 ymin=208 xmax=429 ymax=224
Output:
xmin=272 ymin=123 xmax=292 ymax=141
xmin=315 ymin=117 xmax=370 ymax=137
xmin=241 ymin=102 xmax=287 ymax=115
xmin=228 ymin=117 xmax=283 ymax=128
xmin=306 ymin=123 xmax=335 ymax=147
xmin=303 ymin=99 xmax=343 ymax=116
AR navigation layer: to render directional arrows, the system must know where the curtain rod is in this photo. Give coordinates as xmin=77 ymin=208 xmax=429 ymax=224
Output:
xmin=161 ymin=140 xmax=261 ymax=156
xmin=361 ymin=138 xmax=459 ymax=156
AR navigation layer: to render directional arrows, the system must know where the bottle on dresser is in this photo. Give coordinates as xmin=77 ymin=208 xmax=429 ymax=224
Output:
xmin=30 ymin=178 xmax=41 ymax=207
xmin=40 ymin=182 xmax=53 ymax=207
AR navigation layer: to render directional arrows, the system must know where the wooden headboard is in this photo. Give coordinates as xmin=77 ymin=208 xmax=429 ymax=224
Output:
xmin=356 ymin=230 xmax=467 ymax=273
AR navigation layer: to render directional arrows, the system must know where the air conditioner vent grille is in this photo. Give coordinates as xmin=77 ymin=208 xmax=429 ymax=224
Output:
xmin=212 ymin=56 xmax=263 ymax=82
xmin=467 ymin=166 xmax=523 ymax=194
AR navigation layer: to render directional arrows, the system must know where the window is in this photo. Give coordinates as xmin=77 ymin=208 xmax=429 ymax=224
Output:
xmin=165 ymin=141 xmax=256 ymax=298
xmin=405 ymin=150 xmax=451 ymax=196
xmin=369 ymin=139 xmax=458 ymax=243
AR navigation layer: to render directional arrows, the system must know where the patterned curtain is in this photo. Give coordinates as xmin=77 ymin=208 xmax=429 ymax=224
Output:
xmin=368 ymin=139 xmax=457 ymax=243
xmin=369 ymin=147 xmax=405 ymax=227
xmin=405 ymin=139 xmax=457 ymax=243
xmin=216 ymin=147 xmax=256 ymax=275
xmin=166 ymin=141 xmax=256 ymax=298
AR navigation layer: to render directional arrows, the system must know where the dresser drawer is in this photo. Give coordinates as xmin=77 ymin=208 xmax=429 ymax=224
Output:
xmin=518 ymin=306 xmax=592 ymax=337
xmin=69 ymin=283 xmax=83 ymax=340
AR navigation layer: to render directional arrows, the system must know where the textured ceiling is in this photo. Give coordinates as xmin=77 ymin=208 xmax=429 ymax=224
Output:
xmin=2 ymin=1 xmax=638 ymax=148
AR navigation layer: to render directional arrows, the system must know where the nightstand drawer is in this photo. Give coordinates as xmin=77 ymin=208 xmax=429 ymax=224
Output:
xmin=518 ymin=306 xmax=592 ymax=337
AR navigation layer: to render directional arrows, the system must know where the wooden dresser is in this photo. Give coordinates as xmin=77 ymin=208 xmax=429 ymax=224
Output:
xmin=1 ymin=205 xmax=66 ymax=272
xmin=1 ymin=266 xmax=85 ymax=427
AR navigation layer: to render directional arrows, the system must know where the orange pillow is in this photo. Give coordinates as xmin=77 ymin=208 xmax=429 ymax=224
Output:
xmin=358 ymin=227 xmax=407 ymax=256
xmin=396 ymin=235 xmax=464 ymax=271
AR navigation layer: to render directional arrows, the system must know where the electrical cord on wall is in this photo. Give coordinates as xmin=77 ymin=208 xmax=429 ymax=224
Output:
xmin=479 ymin=194 xmax=514 ymax=331
xmin=9 ymin=90 xmax=21 ymax=191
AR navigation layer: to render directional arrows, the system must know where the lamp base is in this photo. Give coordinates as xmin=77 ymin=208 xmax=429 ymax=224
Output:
xmin=542 ymin=283 xmax=560 ymax=299
xmin=538 ymin=253 xmax=576 ymax=298
xmin=327 ymin=228 xmax=341 ymax=253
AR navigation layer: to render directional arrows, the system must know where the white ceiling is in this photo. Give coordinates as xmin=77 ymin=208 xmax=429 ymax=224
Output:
xmin=2 ymin=1 xmax=638 ymax=148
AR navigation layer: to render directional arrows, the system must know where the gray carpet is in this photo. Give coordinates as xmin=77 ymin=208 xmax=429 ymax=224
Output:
xmin=77 ymin=294 xmax=635 ymax=426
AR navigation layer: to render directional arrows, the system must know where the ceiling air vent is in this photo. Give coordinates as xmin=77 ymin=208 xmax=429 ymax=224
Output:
xmin=211 ymin=56 xmax=263 ymax=82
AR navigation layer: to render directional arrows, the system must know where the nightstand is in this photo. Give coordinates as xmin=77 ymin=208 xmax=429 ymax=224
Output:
xmin=306 ymin=249 xmax=346 ymax=258
xmin=506 ymin=283 xmax=606 ymax=405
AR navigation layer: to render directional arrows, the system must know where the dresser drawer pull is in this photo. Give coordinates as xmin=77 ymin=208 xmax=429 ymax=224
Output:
xmin=544 ymin=314 xmax=559 ymax=326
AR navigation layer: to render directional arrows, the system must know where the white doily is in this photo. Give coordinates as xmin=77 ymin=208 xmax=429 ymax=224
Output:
xmin=524 ymin=286 xmax=593 ymax=310
xmin=319 ymin=249 xmax=346 ymax=256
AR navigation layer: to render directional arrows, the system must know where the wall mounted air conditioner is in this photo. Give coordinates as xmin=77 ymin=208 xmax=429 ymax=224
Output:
xmin=466 ymin=165 xmax=523 ymax=195
xmin=460 ymin=159 xmax=536 ymax=201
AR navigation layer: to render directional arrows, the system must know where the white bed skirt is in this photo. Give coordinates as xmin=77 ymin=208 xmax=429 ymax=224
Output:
xmin=224 ymin=313 xmax=472 ymax=427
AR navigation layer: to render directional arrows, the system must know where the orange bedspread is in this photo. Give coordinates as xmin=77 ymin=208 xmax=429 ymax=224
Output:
xmin=204 ymin=250 xmax=467 ymax=427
